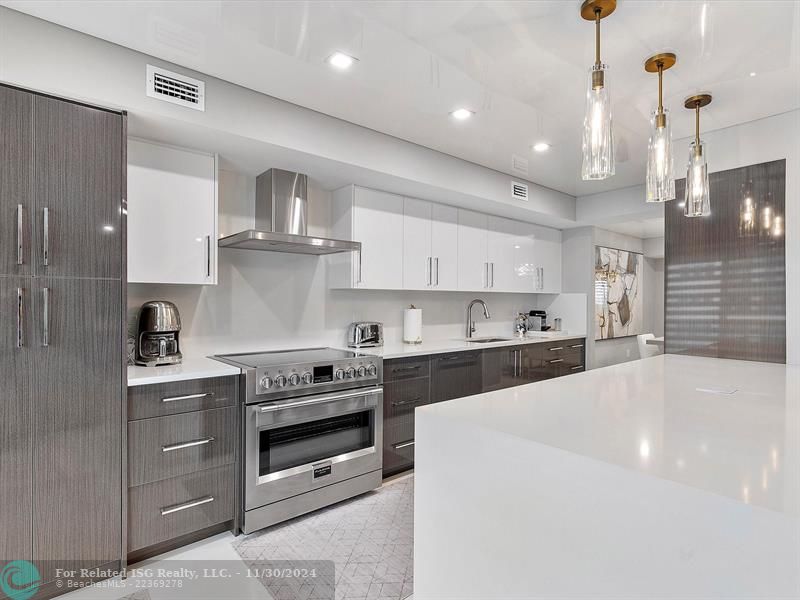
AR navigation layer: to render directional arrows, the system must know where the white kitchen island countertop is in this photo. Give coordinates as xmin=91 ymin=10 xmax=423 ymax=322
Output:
xmin=358 ymin=331 xmax=585 ymax=360
xmin=414 ymin=354 xmax=800 ymax=599
xmin=127 ymin=356 xmax=240 ymax=386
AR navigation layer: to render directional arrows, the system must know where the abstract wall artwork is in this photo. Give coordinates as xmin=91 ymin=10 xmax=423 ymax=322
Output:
xmin=594 ymin=246 xmax=643 ymax=340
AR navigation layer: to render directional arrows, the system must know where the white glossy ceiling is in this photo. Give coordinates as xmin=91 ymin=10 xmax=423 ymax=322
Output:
xmin=5 ymin=0 xmax=799 ymax=196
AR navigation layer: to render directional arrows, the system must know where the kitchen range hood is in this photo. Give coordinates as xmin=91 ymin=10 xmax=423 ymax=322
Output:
xmin=218 ymin=169 xmax=361 ymax=255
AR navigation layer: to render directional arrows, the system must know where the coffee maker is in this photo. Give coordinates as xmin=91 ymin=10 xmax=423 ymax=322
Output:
xmin=135 ymin=301 xmax=183 ymax=366
xmin=527 ymin=310 xmax=549 ymax=332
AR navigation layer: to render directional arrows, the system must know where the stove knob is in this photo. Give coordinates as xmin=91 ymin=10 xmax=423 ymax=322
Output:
xmin=302 ymin=372 xmax=313 ymax=384
xmin=335 ymin=369 xmax=345 ymax=380
xmin=357 ymin=366 xmax=367 ymax=377
xmin=346 ymin=367 xmax=356 ymax=379
xmin=367 ymin=364 xmax=377 ymax=376
xmin=275 ymin=375 xmax=287 ymax=388
xmin=260 ymin=376 xmax=273 ymax=389
xmin=288 ymin=373 xmax=301 ymax=386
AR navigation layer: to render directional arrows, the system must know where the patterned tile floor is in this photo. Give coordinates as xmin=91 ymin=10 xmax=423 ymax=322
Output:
xmin=233 ymin=474 xmax=414 ymax=600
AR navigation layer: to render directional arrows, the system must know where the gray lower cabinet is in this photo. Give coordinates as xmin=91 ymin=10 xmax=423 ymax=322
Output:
xmin=383 ymin=338 xmax=586 ymax=477
xmin=127 ymin=376 xmax=238 ymax=558
xmin=0 ymin=278 xmax=32 ymax=561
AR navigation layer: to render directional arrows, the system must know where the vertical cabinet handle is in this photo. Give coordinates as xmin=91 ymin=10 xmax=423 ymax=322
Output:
xmin=356 ymin=250 xmax=363 ymax=285
xmin=426 ymin=256 xmax=432 ymax=286
xmin=491 ymin=262 xmax=495 ymax=288
xmin=205 ymin=235 xmax=211 ymax=278
xmin=16 ymin=288 xmax=23 ymax=348
xmin=16 ymin=204 xmax=23 ymax=265
xmin=42 ymin=287 xmax=49 ymax=347
xmin=484 ymin=262 xmax=488 ymax=289
xmin=540 ymin=267 xmax=544 ymax=290
xmin=434 ymin=257 xmax=439 ymax=286
xmin=42 ymin=208 xmax=49 ymax=267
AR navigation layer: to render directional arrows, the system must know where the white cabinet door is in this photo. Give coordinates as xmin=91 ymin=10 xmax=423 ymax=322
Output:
xmin=532 ymin=224 xmax=562 ymax=293
xmin=353 ymin=187 xmax=403 ymax=289
xmin=431 ymin=203 xmax=458 ymax=290
xmin=403 ymin=197 xmax=433 ymax=289
xmin=457 ymin=209 xmax=488 ymax=291
xmin=487 ymin=216 xmax=537 ymax=292
xmin=127 ymin=139 xmax=217 ymax=285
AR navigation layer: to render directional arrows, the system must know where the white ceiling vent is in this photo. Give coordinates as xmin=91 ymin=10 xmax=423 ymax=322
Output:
xmin=511 ymin=181 xmax=529 ymax=202
xmin=146 ymin=65 xmax=205 ymax=111
xmin=511 ymin=154 xmax=529 ymax=176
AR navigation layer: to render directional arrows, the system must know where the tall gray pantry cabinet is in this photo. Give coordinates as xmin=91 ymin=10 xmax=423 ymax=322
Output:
xmin=0 ymin=83 xmax=126 ymax=593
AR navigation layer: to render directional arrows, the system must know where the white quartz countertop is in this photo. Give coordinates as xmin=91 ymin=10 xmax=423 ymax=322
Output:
xmin=127 ymin=356 xmax=240 ymax=387
xmin=358 ymin=331 xmax=585 ymax=359
xmin=418 ymin=354 xmax=800 ymax=516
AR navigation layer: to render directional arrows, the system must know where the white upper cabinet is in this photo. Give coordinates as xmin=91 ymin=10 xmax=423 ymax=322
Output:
xmin=402 ymin=198 xmax=458 ymax=290
xmin=331 ymin=186 xmax=403 ymax=289
xmin=457 ymin=209 xmax=489 ymax=291
xmin=430 ymin=203 xmax=458 ymax=290
xmin=488 ymin=216 xmax=537 ymax=293
xmin=127 ymin=139 xmax=217 ymax=285
xmin=531 ymin=224 xmax=562 ymax=293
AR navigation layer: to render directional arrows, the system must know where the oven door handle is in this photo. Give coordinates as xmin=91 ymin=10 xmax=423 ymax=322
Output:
xmin=258 ymin=387 xmax=381 ymax=413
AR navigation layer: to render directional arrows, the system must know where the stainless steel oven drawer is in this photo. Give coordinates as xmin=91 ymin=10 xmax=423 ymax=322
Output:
xmin=128 ymin=465 xmax=234 ymax=552
xmin=128 ymin=376 xmax=237 ymax=421
xmin=128 ymin=406 xmax=236 ymax=487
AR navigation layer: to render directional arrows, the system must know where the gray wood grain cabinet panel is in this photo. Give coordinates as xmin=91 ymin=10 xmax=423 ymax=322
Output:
xmin=128 ymin=407 xmax=236 ymax=487
xmin=0 ymin=278 xmax=33 ymax=560
xmin=128 ymin=465 xmax=235 ymax=552
xmin=0 ymin=86 xmax=32 ymax=276
xmin=431 ymin=351 xmax=482 ymax=403
xmin=32 ymin=277 xmax=122 ymax=582
xmin=382 ymin=376 xmax=430 ymax=477
xmin=128 ymin=376 xmax=238 ymax=421
xmin=33 ymin=95 xmax=123 ymax=278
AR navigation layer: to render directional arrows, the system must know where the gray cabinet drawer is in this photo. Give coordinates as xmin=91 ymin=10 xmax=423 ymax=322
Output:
xmin=128 ymin=406 xmax=236 ymax=487
xmin=384 ymin=357 xmax=430 ymax=381
xmin=128 ymin=376 xmax=237 ymax=420
xmin=128 ymin=465 xmax=234 ymax=552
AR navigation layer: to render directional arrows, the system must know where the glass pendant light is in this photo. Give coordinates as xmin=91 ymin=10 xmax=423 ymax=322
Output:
xmin=644 ymin=53 xmax=677 ymax=202
xmin=580 ymin=0 xmax=616 ymax=180
xmin=683 ymin=94 xmax=712 ymax=217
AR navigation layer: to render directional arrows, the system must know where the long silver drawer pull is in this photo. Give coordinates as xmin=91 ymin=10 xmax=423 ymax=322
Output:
xmin=570 ymin=344 xmax=584 ymax=349
xmin=205 ymin=235 xmax=211 ymax=278
xmin=393 ymin=440 xmax=415 ymax=450
xmin=42 ymin=207 xmax=49 ymax=266
xmin=393 ymin=365 xmax=421 ymax=373
xmin=42 ymin=287 xmax=49 ymax=347
xmin=490 ymin=262 xmax=495 ymax=288
xmin=17 ymin=204 xmax=23 ymax=265
xmin=570 ymin=365 xmax=584 ymax=370
xmin=484 ymin=262 xmax=489 ymax=288
xmin=161 ymin=392 xmax=214 ymax=403
xmin=548 ymin=347 xmax=564 ymax=351
xmin=549 ymin=358 xmax=564 ymax=364
xmin=162 ymin=437 xmax=215 ymax=453
xmin=160 ymin=495 xmax=214 ymax=516
xmin=16 ymin=288 xmax=23 ymax=348
xmin=392 ymin=396 xmax=422 ymax=407
xmin=260 ymin=387 xmax=378 ymax=413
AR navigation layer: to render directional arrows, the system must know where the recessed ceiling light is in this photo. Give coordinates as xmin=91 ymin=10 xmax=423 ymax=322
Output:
xmin=532 ymin=142 xmax=551 ymax=153
xmin=450 ymin=108 xmax=474 ymax=120
xmin=749 ymin=71 xmax=757 ymax=77
xmin=327 ymin=52 xmax=357 ymax=70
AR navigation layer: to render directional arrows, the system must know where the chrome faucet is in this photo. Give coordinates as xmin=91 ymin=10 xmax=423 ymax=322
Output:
xmin=466 ymin=299 xmax=491 ymax=338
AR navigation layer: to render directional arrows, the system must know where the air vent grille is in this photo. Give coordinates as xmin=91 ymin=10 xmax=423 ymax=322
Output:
xmin=511 ymin=181 xmax=529 ymax=201
xmin=146 ymin=65 xmax=205 ymax=111
xmin=512 ymin=154 xmax=529 ymax=175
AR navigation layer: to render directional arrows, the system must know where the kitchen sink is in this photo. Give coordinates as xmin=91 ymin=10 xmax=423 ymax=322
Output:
xmin=465 ymin=337 xmax=513 ymax=343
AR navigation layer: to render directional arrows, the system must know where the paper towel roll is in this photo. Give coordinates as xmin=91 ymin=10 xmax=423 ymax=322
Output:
xmin=403 ymin=308 xmax=423 ymax=344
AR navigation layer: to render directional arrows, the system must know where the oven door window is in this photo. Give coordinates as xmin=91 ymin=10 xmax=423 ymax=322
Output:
xmin=259 ymin=410 xmax=374 ymax=476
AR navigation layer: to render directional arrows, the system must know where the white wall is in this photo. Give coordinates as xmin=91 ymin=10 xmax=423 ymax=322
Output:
xmin=128 ymin=170 xmax=583 ymax=356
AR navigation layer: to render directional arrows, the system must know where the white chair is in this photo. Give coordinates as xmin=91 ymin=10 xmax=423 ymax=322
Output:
xmin=637 ymin=333 xmax=660 ymax=359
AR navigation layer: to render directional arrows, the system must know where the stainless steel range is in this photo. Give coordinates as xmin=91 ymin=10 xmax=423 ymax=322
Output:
xmin=213 ymin=347 xmax=383 ymax=534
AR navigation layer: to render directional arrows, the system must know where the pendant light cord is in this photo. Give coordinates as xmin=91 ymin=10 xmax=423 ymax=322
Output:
xmin=595 ymin=8 xmax=602 ymax=66
xmin=657 ymin=63 xmax=664 ymax=115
